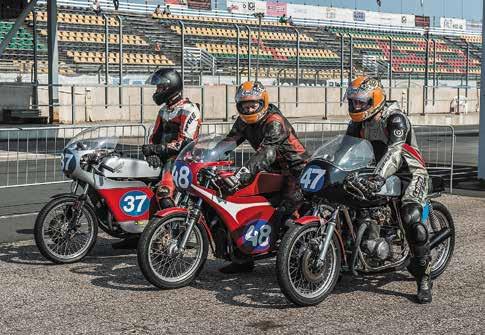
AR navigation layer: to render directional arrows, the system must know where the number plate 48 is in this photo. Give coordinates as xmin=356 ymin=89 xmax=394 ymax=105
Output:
xmin=172 ymin=160 xmax=193 ymax=191
xmin=300 ymin=165 xmax=326 ymax=192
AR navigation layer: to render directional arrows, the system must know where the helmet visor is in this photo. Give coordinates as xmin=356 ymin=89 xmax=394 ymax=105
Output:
xmin=345 ymin=87 xmax=372 ymax=112
xmin=238 ymin=100 xmax=263 ymax=115
xmin=145 ymin=72 xmax=171 ymax=86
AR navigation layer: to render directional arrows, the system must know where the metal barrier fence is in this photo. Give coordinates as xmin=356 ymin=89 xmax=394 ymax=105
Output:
xmin=0 ymin=124 xmax=146 ymax=188
xmin=0 ymin=122 xmax=454 ymax=191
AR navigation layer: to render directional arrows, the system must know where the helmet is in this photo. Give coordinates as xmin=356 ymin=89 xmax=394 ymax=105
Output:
xmin=345 ymin=76 xmax=385 ymax=122
xmin=235 ymin=81 xmax=269 ymax=124
xmin=146 ymin=68 xmax=182 ymax=106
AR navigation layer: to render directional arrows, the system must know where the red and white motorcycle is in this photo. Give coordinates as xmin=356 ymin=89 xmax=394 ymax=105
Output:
xmin=34 ymin=127 xmax=163 ymax=264
xmin=137 ymin=134 xmax=290 ymax=289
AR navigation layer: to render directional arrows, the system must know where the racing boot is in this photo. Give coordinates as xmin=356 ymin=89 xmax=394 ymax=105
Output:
xmin=410 ymin=256 xmax=433 ymax=304
xmin=219 ymin=260 xmax=255 ymax=274
xmin=111 ymin=235 xmax=140 ymax=250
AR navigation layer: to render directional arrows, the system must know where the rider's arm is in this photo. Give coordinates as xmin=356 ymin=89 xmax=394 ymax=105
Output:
xmin=163 ymin=105 xmax=201 ymax=159
xmin=346 ymin=121 xmax=362 ymax=138
xmin=373 ymin=113 xmax=409 ymax=179
xmin=240 ymin=120 xmax=286 ymax=183
xmin=222 ymin=119 xmax=246 ymax=146
xmin=149 ymin=113 xmax=163 ymax=144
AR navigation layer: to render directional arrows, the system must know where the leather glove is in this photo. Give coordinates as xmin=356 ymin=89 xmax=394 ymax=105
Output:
xmin=142 ymin=144 xmax=165 ymax=157
xmin=219 ymin=167 xmax=251 ymax=194
xmin=356 ymin=174 xmax=386 ymax=198
xmin=146 ymin=155 xmax=161 ymax=168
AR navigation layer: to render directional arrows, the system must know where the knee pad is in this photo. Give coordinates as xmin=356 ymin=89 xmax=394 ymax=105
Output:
xmin=400 ymin=203 xmax=422 ymax=227
xmin=409 ymin=223 xmax=429 ymax=245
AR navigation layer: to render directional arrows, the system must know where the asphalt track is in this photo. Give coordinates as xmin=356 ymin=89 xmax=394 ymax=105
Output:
xmin=0 ymin=194 xmax=483 ymax=334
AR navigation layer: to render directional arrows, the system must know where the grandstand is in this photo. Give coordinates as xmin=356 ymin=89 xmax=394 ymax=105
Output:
xmin=0 ymin=1 xmax=481 ymax=85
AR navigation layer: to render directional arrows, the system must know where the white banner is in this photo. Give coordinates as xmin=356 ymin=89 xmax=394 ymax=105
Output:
xmin=440 ymin=17 xmax=466 ymax=31
xmin=286 ymin=4 xmax=414 ymax=27
xmin=226 ymin=0 xmax=266 ymax=15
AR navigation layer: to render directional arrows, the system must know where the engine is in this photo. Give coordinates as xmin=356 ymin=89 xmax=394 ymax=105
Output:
xmin=359 ymin=205 xmax=394 ymax=261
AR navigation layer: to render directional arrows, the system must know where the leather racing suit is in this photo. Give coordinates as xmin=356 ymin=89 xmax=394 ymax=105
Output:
xmin=346 ymin=101 xmax=431 ymax=284
xmin=222 ymin=103 xmax=310 ymax=232
xmin=150 ymin=98 xmax=201 ymax=206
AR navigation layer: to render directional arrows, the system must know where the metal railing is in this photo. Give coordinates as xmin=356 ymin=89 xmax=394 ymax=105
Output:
xmin=0 ymin=121 xmax=456 ymax=190
xmin=0 ymin=124 xmax=146 ymax=188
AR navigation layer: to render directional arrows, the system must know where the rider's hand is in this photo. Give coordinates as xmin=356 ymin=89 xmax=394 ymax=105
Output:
xmin=142 ymin=144 xmax=165 ymax=157
xmin=146 ymin=155 xmax=161 ymax=168
xmin=365 ymin=175 xmax=386 ymax=194
xmin=356 ymin=174 xmax=386 ymax=198
xmin=219 ymin=167 xmax=251 ymax=194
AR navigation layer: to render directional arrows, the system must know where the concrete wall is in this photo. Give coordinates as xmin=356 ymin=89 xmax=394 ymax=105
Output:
xmin=7 ymin=84 xmax=481 ymax=124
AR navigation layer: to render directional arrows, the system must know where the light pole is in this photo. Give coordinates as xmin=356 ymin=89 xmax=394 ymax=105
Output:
xmin=254 ymin=12 xmax=264 ymax=82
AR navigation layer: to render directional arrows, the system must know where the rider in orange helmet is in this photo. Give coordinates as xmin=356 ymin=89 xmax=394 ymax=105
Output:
xmin=345 ymin=76 xmax=432 ymax=304
xmin=217 ymin=81 xmax=309 ymax=274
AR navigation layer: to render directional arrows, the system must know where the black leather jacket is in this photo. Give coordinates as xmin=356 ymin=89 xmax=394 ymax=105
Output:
xmin=223 ymin=104 xmax=309 ymax=182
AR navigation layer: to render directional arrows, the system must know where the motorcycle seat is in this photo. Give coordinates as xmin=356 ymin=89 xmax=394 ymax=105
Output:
xmin=234 ymin=172 xmax=284 ymax=197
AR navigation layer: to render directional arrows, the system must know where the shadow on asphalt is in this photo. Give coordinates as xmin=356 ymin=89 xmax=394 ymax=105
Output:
xmin=0 ymin=239 xmax=417 ymax=306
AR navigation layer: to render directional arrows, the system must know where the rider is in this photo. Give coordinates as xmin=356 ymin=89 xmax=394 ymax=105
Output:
xmin=217 ymin=81 xmax=309 ymax=274
xmin=345 ymin=76 xmax=432 ymax=304
xmin=112 ymin=68 xmax=201 ymax=249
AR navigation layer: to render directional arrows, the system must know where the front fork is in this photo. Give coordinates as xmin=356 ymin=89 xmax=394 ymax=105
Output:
xmin=316 ymin=206 xmax=340 ymax=266
xmin=177 ymin=179 xmax=209 ymax=252
xmin=68 ymin=181 xmax=89 ymax=230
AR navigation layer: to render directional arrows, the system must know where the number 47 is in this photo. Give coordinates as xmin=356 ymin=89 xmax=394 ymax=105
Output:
xmin=300 ymin=168 xmax=325 ymax=190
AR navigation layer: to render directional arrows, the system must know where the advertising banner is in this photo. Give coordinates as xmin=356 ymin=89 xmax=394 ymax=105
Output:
xmin=187 ymin=0 xmax=211 ymax=10
xmin=266 ymin=1 xmax=287 ymax=17
xmin=286 ymin=4 xmax=414 ymax=27
xmin=226 ymin=0 xmax=266 ymax=15
xmin=466 ymin=20 xmax=482 ymax=32
xmin=440 ymin=17 xmax=466 ymax=31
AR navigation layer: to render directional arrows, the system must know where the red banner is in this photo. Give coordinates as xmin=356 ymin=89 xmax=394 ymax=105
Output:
xmin=415 ymin=15 xmax=430 ymax=28
xmin=188 ymin=0 xmax=211 ymax=10
xmin=266 ymin=1 xmax=287 ymax=17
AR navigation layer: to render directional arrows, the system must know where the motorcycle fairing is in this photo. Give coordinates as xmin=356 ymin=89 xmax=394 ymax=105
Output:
xmin=191 ymin=184 xmax=278 ymax=255
xmin=97 ymin=187 xmax=154 ymax=222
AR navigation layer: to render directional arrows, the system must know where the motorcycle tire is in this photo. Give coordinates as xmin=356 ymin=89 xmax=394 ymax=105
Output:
xmin=137 ymin=213 xmax=208 ymax=289
xmin=277 ymin=222 xmax=341 ymax=306
xmin=34 ymin=196 xmax=98 ymax=264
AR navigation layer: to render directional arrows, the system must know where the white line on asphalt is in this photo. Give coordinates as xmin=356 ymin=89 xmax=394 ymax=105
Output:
xmin=0 ymin=212 xmax=38 ymax=220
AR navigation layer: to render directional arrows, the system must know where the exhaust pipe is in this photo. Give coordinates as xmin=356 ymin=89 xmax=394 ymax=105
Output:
xmin=430 ymin=228 xmax=451 ymax=250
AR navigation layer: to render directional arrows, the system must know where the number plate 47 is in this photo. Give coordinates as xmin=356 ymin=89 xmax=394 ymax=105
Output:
xmin=300 ymin=166 xmax=326 ymax=192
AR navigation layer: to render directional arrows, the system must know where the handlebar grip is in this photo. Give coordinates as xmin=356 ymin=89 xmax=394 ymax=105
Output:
xmin=100 ymin=163 xmax=115 ymax=173
xmin=223 ymin=175 xmax=237 ymax=189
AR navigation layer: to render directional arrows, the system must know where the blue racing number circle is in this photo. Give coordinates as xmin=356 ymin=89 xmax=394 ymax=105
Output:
xmin=60 ymin=149 xmax=76 ymax=174
xmin=242 ymin=219 xmax=272 ymax=252
xmin=300 ymin=165 xmax=326 ymax=192
xmin=172 ymin=160 xmax=193 ymax=191
xmin=119 ymin=190 xmax=150 ymax=216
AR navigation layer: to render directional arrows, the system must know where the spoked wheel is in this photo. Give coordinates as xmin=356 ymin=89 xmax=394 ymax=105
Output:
xmin=277 ymin=222 xmax=341 ymax=306
xmin=34 ymin=197 xmax=98 ymax=264
xmin=427 ymin=201 xmax=455 ymax=279
xmin=137 ymin=213 xmax=208 ymax=289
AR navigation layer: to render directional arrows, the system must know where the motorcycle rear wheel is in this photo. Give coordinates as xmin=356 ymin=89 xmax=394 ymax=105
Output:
xmin=277 ymin=222 xmax=341 ymax=306
xmin=137 ymin=213 xmax=208 ymax=289
xmin=426 ymin=201 xmax=455 ymax=279
xmin=34 ymin=196 xmax=98 ymax=264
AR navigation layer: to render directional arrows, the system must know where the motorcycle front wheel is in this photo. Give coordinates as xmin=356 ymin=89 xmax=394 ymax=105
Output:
xmin=34 ymin=196 xmax=98 ymax=264
xmin=137 ymin=213 xmax=208 ymax=289
xmin=277 ymin=222 xmax=341 ymax=306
